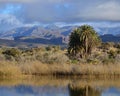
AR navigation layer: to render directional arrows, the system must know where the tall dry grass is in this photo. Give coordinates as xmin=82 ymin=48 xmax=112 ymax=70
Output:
xmin=0 ymin=61 xmax=21 ymax=77
xmin=0 ymin=60 xmax=120 ymax=76
xmin=19 ymin=61 xmax=120 ymax=76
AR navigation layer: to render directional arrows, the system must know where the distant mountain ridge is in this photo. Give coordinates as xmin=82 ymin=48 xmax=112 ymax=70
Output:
xmin=1 ymin=24 xmax=120 ymax=39
xmin=100 ymin=34 xmax=120 ymax=42
xmin=0 ymin=24 xmax=120 ymax=47
xmin=0 ymin=25 xmax=71 ymax=39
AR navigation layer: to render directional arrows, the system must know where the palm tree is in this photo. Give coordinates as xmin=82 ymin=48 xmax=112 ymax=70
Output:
xmin=68 ymin=25 xmax=101 ymax=58
xmin=68 ymin=28 xmax=84 ymax=58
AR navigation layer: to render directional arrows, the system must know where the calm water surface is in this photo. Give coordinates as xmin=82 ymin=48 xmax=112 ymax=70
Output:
xmin=0 ymin=77 xmax=120 ymax=96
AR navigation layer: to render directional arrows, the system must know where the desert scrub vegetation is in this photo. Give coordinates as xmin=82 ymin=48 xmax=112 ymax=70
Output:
xmin=0 ymin=46 xmax=70 ymax=76
xmin=0 ymin=25 xmax=120 ymax=76
xmin=0 ymin=46 xmax=69 ymax=64
xmin=0 ymin=43 xmax=120 ymax=76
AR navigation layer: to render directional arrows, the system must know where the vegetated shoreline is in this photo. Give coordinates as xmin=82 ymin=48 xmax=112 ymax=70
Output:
xmin=21 ymin=62 xmax=120 ymax=77
xmin=0 ymin=60 xmax=120 ymax=78
xmin=0 ymin=44 xmax=120 ymax=77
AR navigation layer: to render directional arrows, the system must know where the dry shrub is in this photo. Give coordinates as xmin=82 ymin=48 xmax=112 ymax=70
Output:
xmin=36 ymin=51 xmax=69 ymax=64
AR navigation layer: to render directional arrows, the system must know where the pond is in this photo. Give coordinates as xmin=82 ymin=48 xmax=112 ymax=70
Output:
xmin=0 ymin=77 xmax=120 ymax=96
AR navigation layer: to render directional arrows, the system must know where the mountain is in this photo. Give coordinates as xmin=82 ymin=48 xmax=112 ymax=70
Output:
xmin=0 ymin=38 xmax=45 ymax=48
xmin=100 ymin=34 xmax=120 ymax=43
xmin=0 ymin=25 xmax=78 ymax=40
xmin=0 ymin=26 xmax=60 ymax=40
xmin=98 ymin=27 xmax=120 ymax=35
xmin=0 ymin=25 xmax=73 ymax=45
xmin=0 ymin=24 xmax=120 ymax=47
xmin=14 ymin=36 xmax=64 ymax=45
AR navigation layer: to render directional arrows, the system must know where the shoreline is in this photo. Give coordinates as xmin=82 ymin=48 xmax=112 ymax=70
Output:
xmin=0 ymin=61 xmax=120 ymax=77
xmin=0 ymin=75 xmax=120 ymax=87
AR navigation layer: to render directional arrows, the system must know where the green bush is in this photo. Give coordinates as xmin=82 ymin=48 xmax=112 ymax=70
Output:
xmin=2 ymin=48 xmax=21 ymax=57
xmin=2 ymin=48 xmax=21 ymax=61
xmin=108 ymin=50 xmax=117 ymax=59
xmin=71 ymin=59 xmax=78 ymax=64
xmin=102 ymin=58 xmax=115 ymax=64
xmin=101 ymin=42 xmax=114 ymax=50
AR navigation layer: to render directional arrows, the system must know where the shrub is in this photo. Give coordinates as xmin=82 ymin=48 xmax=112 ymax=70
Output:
xmin=101 ymin=42 xmax=114 ymax=49
xmin=114 ymin=43 xmax=120 ymax=49
xmin=108 ymin=50 xmax=117 ymax=59
xmin=102 ymin=58 xmax=115 ymax=64
xmin=2 ymin=48 xmax=21 ymax=57
xmin=36 ymin=51 xmax=69 ymax=64
xmin=71 ymin=59 xmax=79 ymax=64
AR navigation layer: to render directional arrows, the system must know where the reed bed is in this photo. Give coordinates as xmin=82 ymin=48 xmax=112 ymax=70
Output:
xmin=0 ymin=60 xmax=120 ymax=76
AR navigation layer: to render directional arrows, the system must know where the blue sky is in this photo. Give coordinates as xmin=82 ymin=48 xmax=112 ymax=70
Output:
xmin=0 ymin=0 xmax=120 ymax=31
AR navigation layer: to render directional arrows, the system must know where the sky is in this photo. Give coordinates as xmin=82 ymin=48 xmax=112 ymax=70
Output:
xmin=0 ymin=0 xmax=120 ymax=31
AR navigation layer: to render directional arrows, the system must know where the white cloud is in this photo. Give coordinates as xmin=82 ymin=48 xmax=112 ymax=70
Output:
xmin=58 ymin=21 xmax=120 ymax=28
xmin=0 ymin=0 xmax=120 ymax=25
xmin=97 ymin=1 xmax=118 ymax=9
xmin=79 ymin=1 xmax=120 ymax=21
xmin=0 ymin=14 xmax=23 ymax=31
xmin=0 ymin=14 xmax=22 ymax=25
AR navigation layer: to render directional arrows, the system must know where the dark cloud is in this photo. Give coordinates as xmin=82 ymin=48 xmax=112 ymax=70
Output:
xmin=0 ymin=0 xmax=120 ymax=23
xmin=0 ymin=0 xmax=120 ymax=31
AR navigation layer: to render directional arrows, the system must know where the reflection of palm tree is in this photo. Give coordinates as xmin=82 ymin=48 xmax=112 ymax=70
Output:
xmin=68 ymin=84 xmax=101 ymax=96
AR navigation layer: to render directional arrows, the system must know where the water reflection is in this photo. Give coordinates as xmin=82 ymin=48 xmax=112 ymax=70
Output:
xmin=0 ymin=85 xmax=69 ymax=96
xmin=68 ymin=84 xmax=101 ymax=96
xmin=0 ymin=77 xmax=120 ymax=96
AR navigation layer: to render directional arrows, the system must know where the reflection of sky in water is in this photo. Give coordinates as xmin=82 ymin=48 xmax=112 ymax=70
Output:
xmin=0 ymin=85 xmax=120 ymax=96
xmin=0 ymin=85 xmax=69 ymax=96
xmin=102 ymin=87 xmax=120 ymax=96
